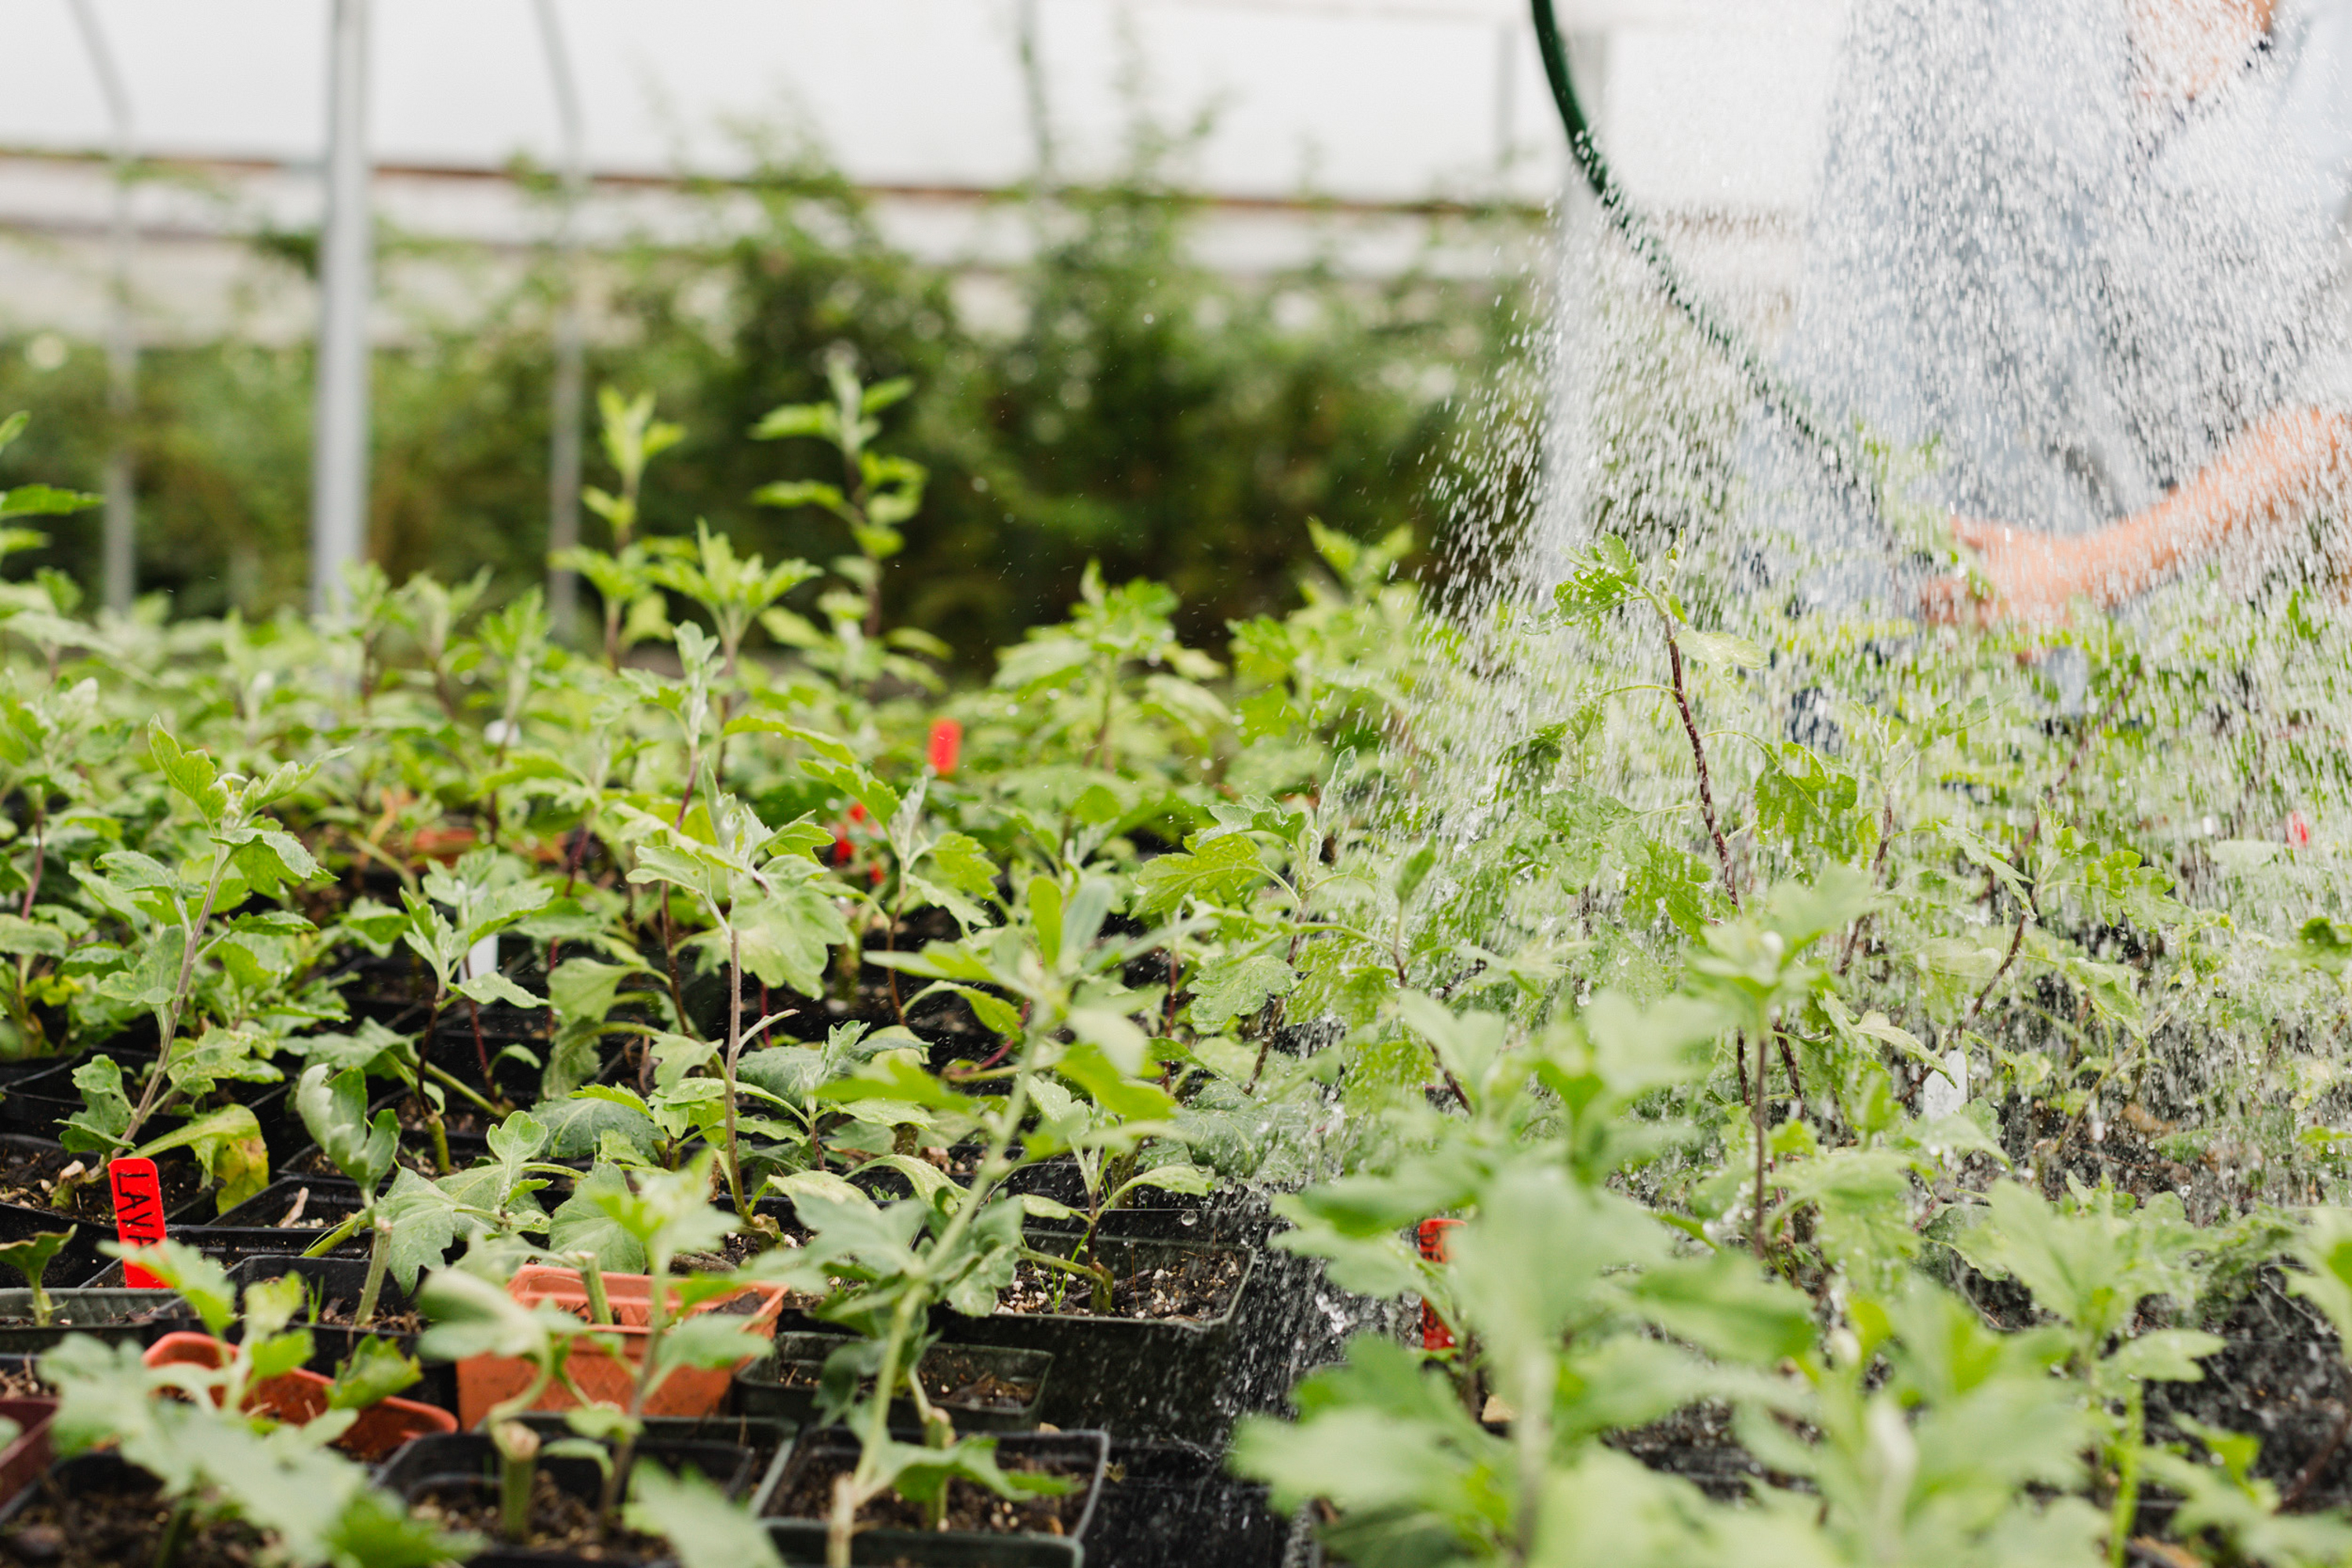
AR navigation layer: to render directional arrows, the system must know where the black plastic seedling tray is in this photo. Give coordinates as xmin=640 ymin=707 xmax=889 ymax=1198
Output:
xmin=0 ymin=1287 xmax=193 ymax=1355
xmin=735 ymin=1333 xmax=1053 ymax=1435
xmin=764 ymin=1427 xmax=1107 ymax=1563
xmin=936 ymin=1232 xmax=1262 ymax=1444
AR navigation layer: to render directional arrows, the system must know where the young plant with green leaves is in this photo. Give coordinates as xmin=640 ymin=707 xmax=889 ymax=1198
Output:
xmin=424 ymin=1157 xmax=779 ymax=1536
xmin=549 ymin=387 xmax=688 ymax=666
xmin=609 ymin=786 xmax=844 ymax=1215
xmin=747 ymin=872 xmax=1186 ymax=1565
xmin=42 ymin=1240 xmax=462 ymax=1568
xmin=390 ymin=847 xmax=552 ymax=1138
xmin=415 ymin=1267 xmax=597 ymax=1541
xmin=0 ymin=1226 xmax=75 ymax=1326
xmin=993 ymin=561 xmax=1225 ymax=771
xmin=753 ymin=350 xmax=926 ymax=639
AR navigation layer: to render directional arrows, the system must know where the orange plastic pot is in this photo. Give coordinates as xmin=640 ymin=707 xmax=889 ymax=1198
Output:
xmin=143 ymin=1332 xmax=457 ymax=1462
xmin=0 ymin=1398 xmax=55 ymax=1503
xmin=455 ymin=1265 xmax=789 ymax=1428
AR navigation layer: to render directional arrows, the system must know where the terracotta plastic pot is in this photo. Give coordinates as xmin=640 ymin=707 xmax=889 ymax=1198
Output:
xmin=0 ymin=1398 xmax=55 ymax=1505
xmin=454 ymin=1265 xmax=789 ymax=1428
xmin=143 ymin=1330 xmax=456 ymax=1462
xmin=220 ymin=1254 xmax=457 ymax=1415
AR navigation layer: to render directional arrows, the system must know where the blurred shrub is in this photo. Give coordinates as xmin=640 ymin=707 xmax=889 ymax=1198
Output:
xmin=0 ymin=145 xmax=1541 ymax=659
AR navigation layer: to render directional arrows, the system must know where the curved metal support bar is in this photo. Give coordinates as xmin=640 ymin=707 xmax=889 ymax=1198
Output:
xmin=535 ymin=0 xmax=589 ymax=640
xmin=67 ymin=0 xmax=137 ymax=613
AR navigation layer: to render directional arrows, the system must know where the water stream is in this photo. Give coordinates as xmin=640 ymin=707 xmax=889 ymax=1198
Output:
xmin=1370 ymin=0 xmax=2352 ymax=1209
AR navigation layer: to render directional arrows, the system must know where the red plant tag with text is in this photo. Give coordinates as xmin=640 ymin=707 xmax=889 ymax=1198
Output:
xmin=1417 ymin=1218 xmax=1461 ymax=1351
xmin=108 ymin=1157 xmax=168 ymax=1288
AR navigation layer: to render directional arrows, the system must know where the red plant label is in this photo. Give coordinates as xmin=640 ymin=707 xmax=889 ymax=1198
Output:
xmin=109 ymin=1156 xmax=168 ymax=1288
xmin=1417 ymin=1218 xmax=1461 ymax=1352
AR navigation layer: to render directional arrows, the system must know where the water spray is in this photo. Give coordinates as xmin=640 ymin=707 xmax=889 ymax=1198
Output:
xmin=1526 ymin=0 xmax=1900 ymax=555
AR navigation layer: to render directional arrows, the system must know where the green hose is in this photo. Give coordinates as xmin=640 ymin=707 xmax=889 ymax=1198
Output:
xmin=1526 ymin=0 xmax=1888 ymax=529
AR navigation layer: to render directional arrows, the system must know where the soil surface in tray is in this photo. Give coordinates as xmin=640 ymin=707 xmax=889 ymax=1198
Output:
xmin=0 ymin=1475 xmax=270 ymax=1567
xmin=998 ymin=1248 xmax=1246 ymax=1322
xmin=0 ymin=1145 xmax=202 ymax=1225
xmin=0 ymin=1301 xmax=180 ymax=1332
xmin=771 ymin=1351 xmax=1039 ymax=1412
xmin=408 ymin=1473 xmax=664 ymax=1561
xmin=285 ymin=1146 xmax=440 ymax=1185
xmin=312 ymin=1296 xmax=426 ymax=1335
xmin=0 ymin=1365 xmax=45 ymax=1398
xmin=1604 ymin=1402 xmax=1787 ymax=1501
xmin=238 ymin=1186 xmax=359 ymax=1231
xmin=393 ymin=1103 xmax=492 ymax=1142
xmin=776 ymin=1448 xmax=1091 ymax=1535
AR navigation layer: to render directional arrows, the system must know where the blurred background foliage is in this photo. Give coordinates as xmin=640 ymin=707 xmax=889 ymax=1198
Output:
xmin=0 ymin=140 xmax=1544 ymax=662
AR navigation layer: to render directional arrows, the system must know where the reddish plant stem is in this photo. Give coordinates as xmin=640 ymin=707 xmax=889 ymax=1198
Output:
xmin=2282 ymin=1403 xmax=2352 ymax=1512
xmin=560 ymin=824 xmax=592 ymax=898
xmin=1959 ymin=912 xmax=2031 ymax=1042
xmin=1837 ymin=793 xmax=1898 ymax=976
xmin=19 ymin=801 xmax=42 ymax=918
xmin=1661 ymin=617 xmax=1739 ymax=908
xmin=468 ymin=997 xmax=493 ymax=1085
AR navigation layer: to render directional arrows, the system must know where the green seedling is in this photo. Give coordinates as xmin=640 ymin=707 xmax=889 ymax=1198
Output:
xmin=0 ymin=1226 xmax=74 ymax=1327
xmin=416 ymin=1267 xmax=597 ymax=1542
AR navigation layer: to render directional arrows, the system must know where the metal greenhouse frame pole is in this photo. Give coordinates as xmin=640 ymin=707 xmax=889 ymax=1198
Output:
xmin=310 ymin=0 xmax=373 ymax=615
xmin=66 ymin=0 xmax=136 ymax=614
xmin=535 ymin=0 xmax=588 ymax=638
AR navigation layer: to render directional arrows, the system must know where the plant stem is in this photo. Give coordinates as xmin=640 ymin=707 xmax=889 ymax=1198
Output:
xmin=1959 ymin=912 xmax=2031 ymax=1044
xmin=2107 ymin=1382 xmax=2143 ymax=1568
xmin=1510 ymin=1338 xmax=1552 ymax=1564
xmin=302 ymin=1208 xmax=368 ymax=1259
xmin=19 ymin=799 xmax=42 ymax=919
xmin=1091 ymin=653 xmax=1116 ymax=770
xmin=426 ymin=1110 xmax=452 ymax=1177
xmin=600 ymin=1221 xmax=695 ymax=1526
xmin=831 ymin=1041 xmax=1042 ymax=1566
xmin=355 ymin=1216 xmax=390 ymax=1323
xmin=495 ymin=1420 xmax=540 ymax=1543
xmin=827 ymin=1474 xmax=858 ymax=1568
xmin=720 ymin=926 xmax=748 ymax=1220
xmin=580 ymin=1256 xmax=612 ymax=1326
xmin=1836 ymin=792 xmax=1898 ymax=975
xmin=1750 ymin=1032 xmax=1769 ymax=1259
xmin=151 ymin=1497 xmax=194 ymax=1568
xmin=421 ymin=1059 xmax=503 ymax=1119
xmin=121 ymin=852 xmax=231 ymax=1151
xmin=1659 ymin=616 xmax=1739 ymax=909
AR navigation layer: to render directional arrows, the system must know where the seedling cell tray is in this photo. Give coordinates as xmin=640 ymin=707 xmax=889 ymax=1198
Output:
xmin=937 ymin=1234 xmax=1262 ymax=1444
xmin=764 ymin=1428 xmax=1109 ymax=1552
xmin=735 ymin=1332 xmax=1053 ymax=1433
xmin=0 ymin=1288 xmax=194 ymax=1353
